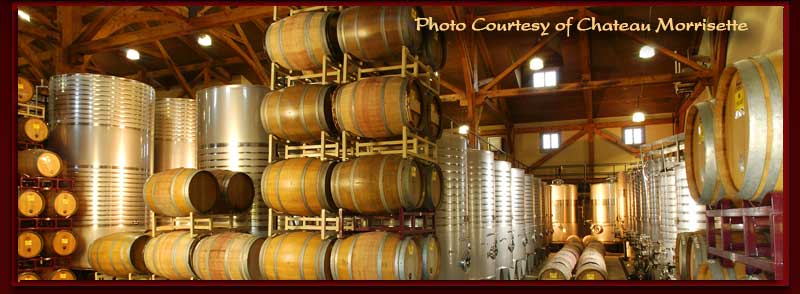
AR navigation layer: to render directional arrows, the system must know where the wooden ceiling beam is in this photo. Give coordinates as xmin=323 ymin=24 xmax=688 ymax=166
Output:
xmin=479 ymin=71 xmax=708 ymax=99
xmin=594 ymin=128 xmax=640 ymax=155
xmin=18 ymin=20 xmax=60 ymax=42
xmin=585 ymin=10 xmax=709 ymax=73
xmin=483 ymin=98 xmax=511 ymax=125
xmin=439 ymin=79 xmax=465 ymax=96
xmin=72 ymin=7 xmax=124 ymax=44
xmin=209 ymin=28 xmax=269 ymax=85
xmin=70 ymin=6 xmax=275 ymax=54
xmin=526 ymin=129 xmax=588 ymax=172
xmin=482 ymin=117 xmax=674 ymax=136
xmin=18 ymin=42 xmax=47 ymax=80
xmin=479 ymin=30 xmax=564 ymax=92
xmin=154 ymin=38 xmax=194 ymax=99
xmin=478 ymin=6 xmax=585 ymax=22
xmin=20 ymin=7 xmax=59 ymax=31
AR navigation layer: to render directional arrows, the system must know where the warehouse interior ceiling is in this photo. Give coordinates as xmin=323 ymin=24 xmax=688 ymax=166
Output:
xmin=17 ymin=5 xmax=721 ymax=125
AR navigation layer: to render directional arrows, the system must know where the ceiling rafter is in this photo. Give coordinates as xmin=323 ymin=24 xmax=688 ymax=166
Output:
xmin=526 ymin=128 xmax=589 ymax=172
xmin=478 ymin=30 xmax=564 ymax=93
xmin=72 ymin=7 xmax=125 ymax=44
xmin=594 ymin=128 xmax=640 ymax=155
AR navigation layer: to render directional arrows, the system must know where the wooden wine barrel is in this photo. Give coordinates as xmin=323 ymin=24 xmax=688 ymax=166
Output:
xmin=696 ymin=260 xmax=747 ymax=280
xmin=333 ymin=76 xmax=423 ymax=139
xmin=192 ymin=232 xmax=265 ymax=280
xmin=675 ymin=232 xmax=692 ymax=280
xmin=264 ymin=11 xmax=342 ymax=71
xmin=336 ymin=6 xmax=424 ymax=63
xmin=18 ymin=149 xmax=63 ymax=178
xmin=260 ymin=84 xmax=338 ymax=143
xmin=421 ymin=90 xmax=442 ymax=140
xmin=575 ymin=241 xmax=607 ymax=280
xmin=261 ymin=158 xmax=336 ymax=216
xmin=419 ymin=162 xmax=442 ymax=211
xmin=87 ymin=232 xmax=151 ymax=277
xmin=18 ymin=77 xmax=34 ymax=103
xmin=684 ymin=100 xmax=725 ymax=205
xmin=19 ymin=117 xmax=49 ymax=143
xmin=258 ymin=231 xmax=335 ymax=280
xmin=420 ymin=29 xmax=446 ymax=70
xmin=18 ymin=231 xmax=43 ymax=258
xmin=18 ymin=189 xmax=45 ymax=217
xmin=45 ymin=190 xmax=78 ymax=218
xmin=143 ymin=231 xmax=199 ymax=280
xmin=45 ymin=268 xmax=77 ymax=280
xmin=415 ymin=234 xmax=440 ymax=280
xmin=539 ymin=251 xmax=578 ymax=280
xmin=143 ymin=168 xmax=219 ymax=217
xmin=714 ymin=50 xmax=783 ymax=202
xmin=582 ymin=235 xmax=598 ymax=247
xmin=207 ymin=169 xmax=255 ymax=214
xmin=42 ymin=230 xmax=78 ymax=256
xmin=18 ymin=272 xmax=40 ymax=281
xmin=330 ymin=231 xmax=422 ymax=280
xmin=331 ymin=154 xmax=423 ymax=215
xmin=687 ymin=233 xmax=708 ymax=280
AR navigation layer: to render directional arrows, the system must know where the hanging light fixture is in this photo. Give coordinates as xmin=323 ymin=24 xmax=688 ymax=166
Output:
xmin=458 ymin=125 xmax=470 ymax=135
xmin=18 ymin=10 xmax=31 ymax=22
xmin=529 ymin=57 xmax=544 ymax=71
xmin=197 ymin=34 xmax=212 ymax=47
xmin=632 ymin=83 xmax=646 ymax=123
xmin=639 ymin=7 xmax=655 ymax=59
xmin=125 ymin=49 xmax=140 ymax=60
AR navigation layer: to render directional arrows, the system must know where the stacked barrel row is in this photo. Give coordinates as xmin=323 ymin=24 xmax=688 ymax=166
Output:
xmin=265 ymin=6 xmax=445 ymax=72
xmin=87 ymin=230 xmax=430 ymax=280
xmin=17 ymin=77 xmax=78 ymax=281
xmin=538 ymin=235 xmax=583 ymax=280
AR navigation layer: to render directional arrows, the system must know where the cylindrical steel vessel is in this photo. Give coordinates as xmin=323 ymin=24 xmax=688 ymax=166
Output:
xmin=18 ymin=148 xmax=63 ymax=178
xmin=523 ymin=175 xmax=535 ymax=256
xmin=259 ymin=231 xmax=335 ymax=280
xmin=264 ymin=12 xmax=342 ymax=71
xmin=197 ymin=84 xmax=270 ymax=236
xmin=192 ymin=232 xmax=265 ymax=280
xmin=509 ymin=167 xmax=527 ymax=279
xmin=154 ymin=98 xmax=196 ymax=172
xmin=207 ymin=169 xmax=255 ymax=215
xmin=143 ymin=231 xmax=199 ymax=280
xmin=531 ymin=177 xmax=545 ymax=249
xmin=330 ymin=231 xmax=421 ymax=280
xmin=714 ymin=50 xmax=783 ymax=202
xmin=614 ymin=172 xmax=627 ymax=234
xmin=589 ymin=182 xmax=617 ymax=243
xmin=19 ymin=117 xmax=49 ymax=143
xmin=542 ymin=181 xmax=553 ymax=245
xmin=550 ymin=184 xmax=578 ymax=243
xmin=676 ymin=163 xmax=707 ymax=233
xmin=434 ymin=132 xmax=468 ymax=280
xmin=143 ymin=168 xmax=219 ymax=217
xmin=336 ymin=6 xmax=424 ymax=63
xmin=87 ymin=232 xmax=151 ymax=277
xmin=48 ymin=73 xmax=154 ymax=269
xmin=331 ymin=154 xmax=423 ymax=215
xmin=493 ymin=161 xmax=512 ymax=279
xmin=260 ymin=84 xmax=338 ymax=143
xmin=333 ymin=76 xmax=423 ymax=139
xmin=466 ymin=150 xmax=496 ymax=280
xmin=261 ymin=157 xmax=336 ymax=216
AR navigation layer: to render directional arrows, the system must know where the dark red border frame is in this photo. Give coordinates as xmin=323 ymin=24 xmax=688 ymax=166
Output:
xmin=2 ymin=1 xmax=795 ymax=293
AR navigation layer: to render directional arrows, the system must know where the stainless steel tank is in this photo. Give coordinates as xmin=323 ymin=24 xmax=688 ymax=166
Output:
xmin=197 ymin=85 xmax=270 ymax=236
xmin=550 ymin=183 xmax=578 ymax=243
xmin=510 ymin=168 xmax=526 ymax=279
xmin=542 ymin=181 xmax=553 ymax=245
xmin=589 ymin=182 xmax=617 ymax=243
xmin=675 ymin=162 xmax=707 ymax=233
xmin=154 ymin=98 xmax=196 ymax=172
xmin=48 ymin=73 xmax=154 ymax=269
xmin=530 ymin=176 xmax=544 ymax=248
xmin=435 ymin=132 xmax=469 ymax=279
xmin=659 ymin=167 xmax=678 ymax=263
xmin=466 ymin=150 xmax=496 ymax=280
xmin=615 ymin=171 xmax=627 ymax=234
xmin=493 ymin=161 xmax=512 ymax=279
xmin=523 ymin=175 xmax=534 ymax=256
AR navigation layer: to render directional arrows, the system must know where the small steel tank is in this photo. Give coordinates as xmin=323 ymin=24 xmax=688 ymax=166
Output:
xmin=589 ymin=182 xmax=617 ymax=243
xmin=435 ymin=132 xmax=469 ymax=279
xmin=154 ymin=98 xmax=196 ymax=172
xmin=466 ymin=150 xmax=496 ymax=280
xmin=493 ymin=161 xmax=513 ymax=279
xmin=550 ymin=182 xmax=578 ymax=243
xmin=510 ymin=168 xmax=527 ymax=279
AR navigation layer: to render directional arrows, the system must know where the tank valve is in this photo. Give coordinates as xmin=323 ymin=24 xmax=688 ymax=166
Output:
xmin=591 ymin=224 xmax=603 ymax=234
xmin=460 ymin=256 xmax=470 ymax=270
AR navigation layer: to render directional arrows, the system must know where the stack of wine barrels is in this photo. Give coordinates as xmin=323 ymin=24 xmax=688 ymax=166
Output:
xmin=144 ymin=167 xmax=256 ymax=217
xmin=330 ymin=231 xmax=422 ymax=280
xmin=574 ymin=236 xmax=608 ymax=280
xmin=538 ymin=235 xmax=583 ymax=280
xmin=87 ymin=232 xmax=151 ymax=278
xmin=259 ymin=231 xmax=335 ymax=280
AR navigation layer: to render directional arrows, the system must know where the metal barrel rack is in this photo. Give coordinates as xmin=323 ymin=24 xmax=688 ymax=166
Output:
xmin=704 ymin=192 xmax=784 ymax=280
xmin=341 ymin=126 xmax=438 ymax=164
xmin=148 ymin=211 xmax=237 ymax=238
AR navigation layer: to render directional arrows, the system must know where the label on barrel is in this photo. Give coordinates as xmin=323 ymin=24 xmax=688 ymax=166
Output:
xmin=586 ymin=273 xmax=596 ymax=280
xmin=734 ymin=88 xmax=745 ymax=119
xmin=411 ymin=167 xmax=417 ymax=177
xmin=27 ymin=194 xmax=35 ymax=202
xmin=61 ymin=238 xmax=69 ymax=244
xmin=60 ymin=273 xmax=67 ymax=279
xmin=25 ymin=240 xmax=32 ymax=246
xmin=549 ymin=272 xmax=558 ymax=279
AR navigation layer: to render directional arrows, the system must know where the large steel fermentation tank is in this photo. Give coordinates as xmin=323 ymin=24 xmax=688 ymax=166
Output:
xmin=522 ymin=175 xmax=534 ymax=256
xmin=48 ymin=73 xmax=154 ymax=269
xmin=509 ymin=168 xmax=527 ymax=279
xmin=197 ymin=85 xmax=270 ymax=236
xmin=435 ymin=132 xmax=469 ymax=279
xmin=542 ymin=182 xmax=553 ymax=245
xmin=615 ymin=171 xmax=627 ymax=234
xmin=493 ymin=161 xmax=513 ymax=279
xmin=550 ymin=182 xmax=578 ymax=243
xmin=530 ymin=176 xmax=545 ymax=248
xmin=589 ymin=182 xmax=617 ymax=243
xmin=154 ymin=98 xmax=196 ymax=172
xmin=466 ymin=150 xmax=496 ymax=280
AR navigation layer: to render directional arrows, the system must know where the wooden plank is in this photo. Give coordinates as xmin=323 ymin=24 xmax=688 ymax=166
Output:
xmin=72 ymin=7 xmax=123 ymax=44
xmin=154 ymin=39 xmax=195 ymax=99
xmin=486 ymin=117 xmax=674 ymax=136
xmin=479 ymin=6 xmax=584 ymax=22
xmin=71 ymin=6 xmax=275 ymax=54
xmin=230 ymin=14 xmax=268 ymax=85
xmin=525 ymin=129 xmax=588 ymax=172
xmin=18 ymin=43 xmax=47 ymax=80
xmin=585 ymin=10 xmax=709 ymax=73
xmin=595 ymin=128 xmax=640 ymax=155
xmin=18 ymin=20 xmax=60 ymax=42
xmin=439 ymin=79 xmax=465 ymax=96
xmin=483 ymin=98 xmax=510 ymax=125
xmin=440 ymin=94 xmax=463 ymax=102
xmin=21 ymin=7 xmax=59 ymax=31
xmin=479 ymin=72 xmax=708 ymax=99
xmin=209 ymin=28 xmax=269 ymax=85
xmin=479 ymin=31 xmax=562 ymax=92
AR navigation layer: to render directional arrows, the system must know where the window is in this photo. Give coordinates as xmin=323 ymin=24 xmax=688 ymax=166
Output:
xmin=623 ymin=127 xmax=645 ymax=145
xmin=541 ymin=132 xmax=560 ymax=151
xmin=533 ymin=70 xmax=558 ymax=88
xmin=487 ymin=136 xmax=503 ymax=152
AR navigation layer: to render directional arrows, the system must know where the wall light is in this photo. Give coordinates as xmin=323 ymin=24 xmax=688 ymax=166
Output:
xmin=529 ymin=57 xmax=544 ymax=71
xmin=639 ymin=45 xmax=655 ymax=59
xmin=126 ymin=49 xmax=140 ymax=61
xmin=18 ymin=10 xmax=31 ymax=22
xmin=632 ymin=111 xmax=646 ymax=123
xmin=197 ymin=34 xmax=212 ymax=47
xmin=458 ymin=125 xmax=470 ymax=135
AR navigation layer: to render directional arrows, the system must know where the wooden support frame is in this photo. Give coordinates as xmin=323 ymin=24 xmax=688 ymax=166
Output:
xmin=594 ymin=128 xmax=640 ymax=155
xmin=72 ymin=7 xmax=124 ymax=44
xmin=479 ymin=31 xmax=563 ymax=93
xmin=480 ymin=117 xmax=673 ymax=136
xmin=18 ymin=42 xmax=47 ymax=80
xmin=154 ymin=39 xmax=194 ymax=99
xmin=210 ymin=28 xmax=270 ymax=85
xmin=526 ymin=129 xmax=588 ymax=172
